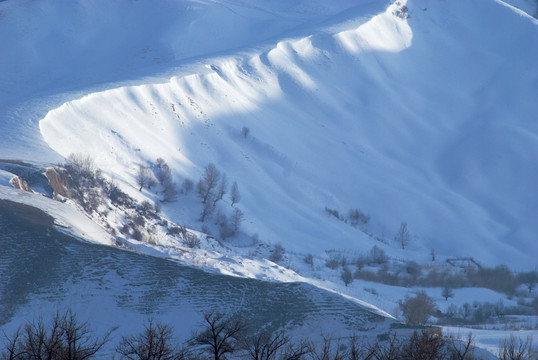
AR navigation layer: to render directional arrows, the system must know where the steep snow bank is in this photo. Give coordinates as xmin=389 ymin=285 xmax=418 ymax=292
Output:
xmin=0 ymin=0 xmax=384 ymax=161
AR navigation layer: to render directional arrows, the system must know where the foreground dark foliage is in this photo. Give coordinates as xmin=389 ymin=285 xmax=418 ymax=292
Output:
xmin=1 ymin=310 xmax=110 ymax=360
xmin=2 ymin=309 xmax=536 ymax=360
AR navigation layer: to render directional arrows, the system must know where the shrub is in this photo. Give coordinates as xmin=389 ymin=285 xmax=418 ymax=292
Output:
xmin=399 ymin=291 xmax=437 ymax=326
xmin=325 ymin=255 xmax=341 ymax=270
xmin=341 ymin=267 xmax=353 ymax=287
xmin=167 ymin=226 xmax=181 ymax=236
xmin=368 ymin=245 xmax=388 ymax=265
xmin=348 ymin=208 xmax=370 ymax=227
xmin=269 ymin=244 xmax=285 ymax=263
xmin=183 ymin=233 xmax=201 ymax=249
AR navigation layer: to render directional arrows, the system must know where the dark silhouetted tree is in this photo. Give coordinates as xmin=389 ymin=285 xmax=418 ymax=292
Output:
xmin=341 ymin=267 xmax=353 ymax=287
xmin=242 ymin=331 xmax=291 ymax=360
xmin=400 ymin=330 xmax=446 ymax=360
xmin=116 ymin=319 xmax=185 ymax=360
xmin=197 ymin=164 xmax=221 ymax=204
xmin=442 ymin=286 xmax=454 ymax=301
xmin=230 ymin=181 xmax=240 ymax=207
xmin=448 ymin=332 xmax=475 ymax=360
xmin=190 ymin=311 xmax=245 ymax=360
xmin=212 ymin=173 xmax=228 ymax=207
xmin=1 ymin=310 xmax=110 ymax=360
xmin=497 ymin=335 xmax=533 ymax=360
xmin=230 ymin=208 xmax=244 ymax=234
xmin=395 ymin=222 xmax=411 ymax=250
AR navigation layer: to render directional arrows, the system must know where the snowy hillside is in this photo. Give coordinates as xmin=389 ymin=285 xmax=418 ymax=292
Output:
xmin=1 ymin=0 xmax=538 ymax=355
xmin=34 ymin=0 xmax=538 ymax=269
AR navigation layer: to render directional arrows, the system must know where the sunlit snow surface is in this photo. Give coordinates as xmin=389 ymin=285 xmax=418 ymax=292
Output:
xmin=1 ymin=0 xmax=538 ymax=355
xmin=36 ymin=0 xmax=538 ymax=269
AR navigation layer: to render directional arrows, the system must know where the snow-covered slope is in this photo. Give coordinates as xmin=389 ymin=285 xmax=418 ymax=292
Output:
xmin=1 ymin=0 xmax=538 ymax=354
xmin=35 ymin=0 xmax=538 ymax=270
xmin=0 ymin=0 xmax=383 ymax=161
xmin=0 ymin=208 xmax=389 ymax=356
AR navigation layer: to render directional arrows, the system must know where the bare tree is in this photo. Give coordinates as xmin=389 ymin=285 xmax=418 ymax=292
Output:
xmin=242 ymin=331 xmax=291 ymax=360
xmin=310 ymin=336 xmax=344 ymax=360
xmin=199 ymin=198 xmax=216 ymax=222
xmin=269 ymin=244 xmax=285 ymax=263
xmin=497 ymin=335 xmax=533 ymax=360
xmin=156 ymin=162 xmax=172 ymax=186
xmin=190 ymin=311 xmax=245 ymax=360
xmin=162 ymin=182 xmax=178 ymax=203
xmin=442 ymin=286 xmax=454 ymax=301
xmin=1 ymin=327 xmax=24 ymax=360
xmin=400 ymin=330 xmax=446 ymax=360
xmin=182 ymin=178 xmax=194 ymax=194
xmin=341 ymin=267 xmax=353 ymax=287
xmin=116 ymin=319 xmax=184 ymax=360
xmin=395 ymin=222 xmax=411 ymax=250
xmin=280 ymin=341 xmax=310 ymax=360
xmin=230 ymin=181 xmax=240 ymax=207
xmin=136 ymin=165 xmax=156 ymax=191
xmin=57 ymin=310 xmax=111 ymax=360
xmin=230 ymin=208 xmax=244 ymax=234
xmin=197 ymin=164 xmax=221 ymax=204
xmin=448 ymin=332 xmax=475 ymax=360
xmin=399 ymin=291 xmax=437 ymax=326
xmin=363 ymin=332 xmax=401 ymax=360
xmin=66 ymin=153 xmax=97 ymax=178
xmin=212 ymin=173 xmax=228 ymax=207
xmin=1 ymin=310 xmax=109 ymax=360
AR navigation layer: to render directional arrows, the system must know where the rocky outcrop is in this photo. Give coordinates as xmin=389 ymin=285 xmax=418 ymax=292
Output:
xmin=9 ymin=176 xmax=33 ymax=192
xmin=45 ymin=167 xmax=70 ymax=199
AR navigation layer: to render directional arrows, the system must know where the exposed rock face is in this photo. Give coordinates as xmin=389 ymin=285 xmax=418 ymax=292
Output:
xmin=44 ymin=167 xmax=70 ymax=199
xmin=9 ymin=176 xmax=33 ymax=192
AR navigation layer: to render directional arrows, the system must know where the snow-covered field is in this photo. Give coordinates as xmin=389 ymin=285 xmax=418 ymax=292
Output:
xmin=1 ymin=0 xmax=538 ymax=356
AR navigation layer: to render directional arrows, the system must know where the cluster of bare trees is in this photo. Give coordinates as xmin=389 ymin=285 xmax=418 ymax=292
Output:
xmin=2 ymin=309 xmax=535 ymax=360
xmin=133 ymin=159 xmax=245 ymax=238
xmin=1 ymin=310 xmax=110 ymax=360
xmin=135 ymin=158 xmax=177 ymax=203
xmin=324 ymin=207 xmax=370 ymax=229
xmin=196 ymin=163 xmax=243 ymax=239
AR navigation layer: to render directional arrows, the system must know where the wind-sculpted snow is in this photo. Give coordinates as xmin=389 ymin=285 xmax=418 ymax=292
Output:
xmin=40 ymin=0 xmax=538 ymax=270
